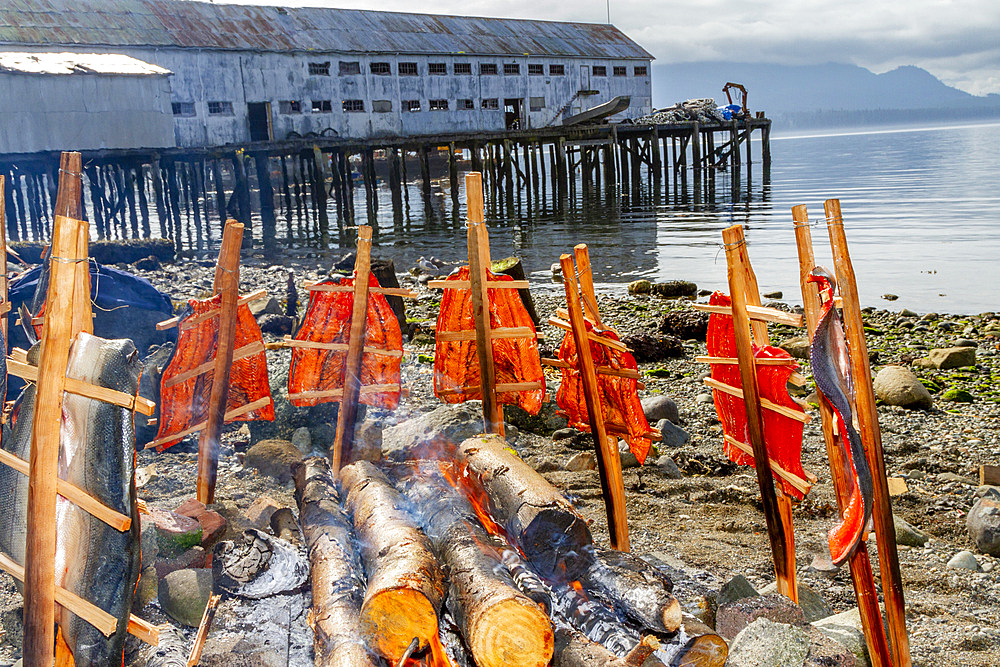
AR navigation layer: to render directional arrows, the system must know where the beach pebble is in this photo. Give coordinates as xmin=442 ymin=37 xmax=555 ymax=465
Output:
xmin=159 ymin=568 xmax=214 ymax=627
xmin=696 ymin=392 xmax=714 ymax=404
xmin=655 ymin=455 xmax=682 ymax=479
xmin=967 ymin=497 xmax=1000 ymax=556
xmin=894 ymin=515 xmax=930 ymax=547
xmin=873 ymin=365 xmax=933 ymax=409
xmin=618 ymin=441 xmax=640 ymax=468
xmin=763 ymin=291 xmax=783 ymax=299
xmin=641 ymin=395 xmax=679 ymax=424
xmin=946 ymin=550 xmax=982 ymax=571
xmin=656 ymin=418 xmax=691 ymax=448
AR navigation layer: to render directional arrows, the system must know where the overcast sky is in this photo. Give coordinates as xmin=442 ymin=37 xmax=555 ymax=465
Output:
xmin=225 ymin=0 xmax=1000 ymax=95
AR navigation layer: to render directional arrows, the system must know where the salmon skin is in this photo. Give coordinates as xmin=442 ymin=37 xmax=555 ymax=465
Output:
xmin=288 ymin=273 xmax=402 ymax=410
xmin=555 ymin=321 xmax=652 ymax=464
xmin=434 ymin=266 xmax=545 ymax=414
xmin=155 ymin=296 xmax=274 ymax=450
xmin=807 ymin=268 xmax=874 ymax=565
xmin=0 ymin=333 xmax=142 ymax=665
xmin=706 ymin=292 xmax=809 ymax=499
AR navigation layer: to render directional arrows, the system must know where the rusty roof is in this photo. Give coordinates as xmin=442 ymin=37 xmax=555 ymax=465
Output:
xmin=0 ymin=0 xmax=654 ymax=60
xmin=0 ymin=50 xmax=170 ymax=75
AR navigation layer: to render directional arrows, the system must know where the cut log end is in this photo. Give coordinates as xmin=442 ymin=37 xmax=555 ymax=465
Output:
xmin=471 ymin=597 xmax=554 ymax=667
xmin=360 ymin=584 xmax=439 ymax=660
xmin=677 ymin=634 xmax=729 ymax=667
xmin=662 ymin=597 xmax=683 ymax=633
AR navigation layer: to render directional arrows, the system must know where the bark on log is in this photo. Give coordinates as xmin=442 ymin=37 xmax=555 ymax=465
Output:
xmin=398 ymin=462 xmax=555 ymax=667
xmin=292 ymin=457 xmax=378 ymax=667
xmin=577 ymin=546 xmax=681 ymax=634
xmin=555 ymin=629 xmax=662 ymax=667
xmin=339 ymin=461 xmax=445 ymax=662
xmin=456 ymin=435 xmax=592 ymax=577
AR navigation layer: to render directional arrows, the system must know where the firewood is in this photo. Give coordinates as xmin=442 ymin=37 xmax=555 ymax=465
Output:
xmin=672 ymin=614 xmax=729 ymax=667
xmin=577 ymin=546 xmax=681 ymax=634
xmin=555 ymin=628 xmax=664 ymax=667
xmin=398 ymin=462 xmax=555 ymax=667
xmin=339 ymin=461 xmax=445 ymax=662
xmin=292 ymin=458 xmax=378 ymax=667
xmin=456 ymin=434 xmax=593 ymax=576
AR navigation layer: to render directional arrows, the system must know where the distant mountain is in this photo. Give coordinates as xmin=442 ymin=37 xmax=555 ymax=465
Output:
xmin=652 ymin=62 xmax=1000 ymax=128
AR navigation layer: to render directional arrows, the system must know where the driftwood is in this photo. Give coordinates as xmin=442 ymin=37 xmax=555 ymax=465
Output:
xmin=398 ymin=461 xmax=554 ymax=667
xmin=292 ymin=458 xmax=378 ymax=667
xmin=577 ymin=546 xmax=681 ymax=634
xmin=339 ymin=461 xmax=445 ymax=662
xmin=456 ymin=434 xmax=592 ymax=576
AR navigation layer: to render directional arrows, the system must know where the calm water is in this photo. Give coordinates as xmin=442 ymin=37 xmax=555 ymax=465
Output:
xmin=358 ymin=121 xmax=1000 ymax=314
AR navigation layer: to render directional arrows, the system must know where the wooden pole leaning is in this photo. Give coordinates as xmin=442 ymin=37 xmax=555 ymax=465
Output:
xmin=197 ymin=219 xmax=244 ymax=504
xmin=721 ymin=224 xmax=796 ymax=603
xmin=824 ymin=199 xmax=910 ymax=667
xmin=792 ymin=205 xmax=891 ymax=667
xmin=331 ymin=225 xmax=374 ymax=472
xmin=559 ymin=252 xmax=629 ymax=551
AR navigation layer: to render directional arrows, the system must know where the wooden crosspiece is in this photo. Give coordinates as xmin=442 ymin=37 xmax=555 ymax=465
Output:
xmin=792 ymin=204 xmax=892 ymax=667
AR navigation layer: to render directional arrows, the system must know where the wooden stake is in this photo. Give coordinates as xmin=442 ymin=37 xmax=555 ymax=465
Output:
xmin=466 ymin=172 xmax=504 ymax=436
xmin=187 ymin=594 xmax=221 ymax=666
xmin=560 ymin=253 xmax=629 ymax=551
xmin=573 ymin=244 xmax=603 ymax=327
xmin=331 ymin=225 xmax=374 ymax=472
xmin=721 ymin=225 xmax=795 ymax=603
xmin=196 ymin=219 xmax=243 ymax=504
xmin=824 ymin=199 xmax=910 ymax=667
xmin=0 ymin=174 xmax=7 ymax=345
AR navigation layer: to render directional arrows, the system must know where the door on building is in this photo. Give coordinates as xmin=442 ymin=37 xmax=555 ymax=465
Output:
xmin=504 ymin=98 xmax=523 ymax=130
xmin=247 ymin=102 xmax=272 ymax=142
xmin=580 ymin=65 xmax=591 ymax=91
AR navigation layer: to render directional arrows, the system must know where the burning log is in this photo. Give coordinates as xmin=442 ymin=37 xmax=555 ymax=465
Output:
xmin=555 ymin=629 xmax=662 ymax=667
xmin=577 ymin=546 xmax=681 ymax=634
xmin=339 ymin=461 xmax=445 ymax=662
xmin=456 ymin=435 xmax=592 ymax=576
xmin=292 ymin=457 xmax=379 ymax=667
xmin=398 ymin=462 xmax=555 ymax=667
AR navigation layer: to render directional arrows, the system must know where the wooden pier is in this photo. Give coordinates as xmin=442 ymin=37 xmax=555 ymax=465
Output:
xmin=0 ymin=118 xmax=771 ymax=255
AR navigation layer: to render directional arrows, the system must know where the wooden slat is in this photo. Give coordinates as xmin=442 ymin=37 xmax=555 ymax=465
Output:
xmin=435 ymin=381 xmax=544 ymax=396
xmin=0 ymin=449 xmax=131 ymax=532
xmin=278 ymin=336 xmax=404 ymax=357
xmin=8 ymin=358 xmax=156 ymax=417
xmin=145 ymin=396 xmax=272 ymax=450
xmin=287 ymin=384 xmax=399 ymax=402
xmin=540 ymin=357 xmax=641 ymax=380
xmin=164 ymin=340 xmax=266 ymax=388
xmin=304 ymin=282 xmax=417 ymax=298
xmin=127 ymin=614 xmax=160 ymax=647
xmin=426 ymin=279 xmax=530 ymax=290
xmin=436 ymin=327 xmax=540 ymax=342
xmin=547 ymin=317 xmax=629 ymax=353
xmin=604 ymin=421 xmax=662 ymax=442
xmin=155 ymin=289 xmax=267 ymax=331
xmin=573 ymin=244 xmax=604 ymax=327
xmin=696 ymin=355 xmax=797 ymax=366
xmin=703 ymin=377 xmax=810 ymax=423
xmin=691 ymin=302 xmax=803 ymax=327
xmin=722 ymin=434 xmax=812 ymax=495
xmin=186 ymin=594 xmax=220 ymax=666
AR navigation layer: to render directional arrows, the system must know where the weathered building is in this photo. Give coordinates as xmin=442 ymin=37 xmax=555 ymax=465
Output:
xmin=0 ymin=52 xmax=174 ymax=154
xmin=0 ymin=0 xmax=654 ymax=148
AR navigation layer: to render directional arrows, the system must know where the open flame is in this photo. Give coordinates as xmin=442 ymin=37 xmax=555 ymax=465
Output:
xmin=399 ymin=632 xmax=457 ymax=667
xmin=436 ymin=459 xmax=507 ymax=541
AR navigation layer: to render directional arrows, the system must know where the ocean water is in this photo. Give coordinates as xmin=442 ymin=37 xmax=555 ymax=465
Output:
xmin=358 ymin=121 xmax=1000 ymax=314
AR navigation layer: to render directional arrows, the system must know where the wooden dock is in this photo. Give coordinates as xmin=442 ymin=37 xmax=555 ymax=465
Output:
xmin=0 ymin=117 xmax=771 ymax=254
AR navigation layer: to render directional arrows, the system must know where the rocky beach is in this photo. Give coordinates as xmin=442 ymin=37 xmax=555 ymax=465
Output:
xmin=1 ymin=251 xmax=998 ymax=667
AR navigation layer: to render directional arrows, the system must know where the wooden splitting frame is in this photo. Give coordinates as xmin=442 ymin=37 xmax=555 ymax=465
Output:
xmin=2 ymin=153 xmax=158 ymax=666
xmin=428 ymin=172 xmax=543 ymax=436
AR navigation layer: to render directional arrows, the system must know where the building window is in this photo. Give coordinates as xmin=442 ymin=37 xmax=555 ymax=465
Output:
xmin=311 ymin=100 xmax=332 ymax=113
xmin=458 ymin=98 xmax=475 ymax=110
xmin=480 ymin=63 xmax=498 ymax=75
xmin=428 ymin=63 xmax=447 ymax=75
xmin=503 ymin=63 xmax=520 ymax=75
xmin=339 ymin=61 xmax=361 ymax=76
xmin=549 ymin=64 xmax=565 ymax=75
xmin=592 ymin=65 xmax=607 ymax=76
xmin=308 ymin=61 xmax=330 ymax=76
xmin=279 ymin=100 xmax=302 ymax=114
xmin=207 ymin=101 xmax=234 ymax=116
xmin=370 ymin=62 xmax=391 ymax=75
xmin=528 ymin=64 xmax=544 ymax=76
xmin=372 ymin=100 xmax=392 ymax=113
xmin=403 ymin=100 xmax=421 ymax=112
xmin=482 ymin=98 xmax=499 ymax=110
xmin=529 ymin=97 xmax=545 ymax=112
xmin=172 ymin=102 xmax=196 ymax=117
xmin=398 ymin=62 xmax=418 ymax=76
xmin=613 ymin=66 xmax=627 ymax=77
xmin=429 ymin=99 xmax=448 ymax=111
xmin=342 ymin=99 xmax=364 ymax=112
xmin=634 ymin=66 xmax=648 ymax=76
xmin=454 ymin=62 xmax=472 ymax=75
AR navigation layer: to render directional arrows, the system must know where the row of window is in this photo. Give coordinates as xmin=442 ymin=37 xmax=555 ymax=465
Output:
xmin=308 ymin=60 xmax=648 ymax=78
xmin=172 ymin=97 xmax=548 ymax=116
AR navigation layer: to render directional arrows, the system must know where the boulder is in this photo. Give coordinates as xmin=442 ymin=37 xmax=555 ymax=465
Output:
xmin=717 ymin=573 xmax=759 ymax=607
xmin=620 ymin=332 xmax=684 ymax=362
xmin=290 ymin=427 xmax=312 ymax=455
xmin=812 ymin=608 xmax=868 ymax=667
xmin=925 ymin=346 xmax=976 ymax=369
xmin=804 ymin=625 xmax=858 ymax=667
xmin=655 ymin=455 xmax=682 ymax=479
xmin=628 ymin=279 xmax=652 ymax=295
xmin=873 ymin=366 xmax=933 ymax=409
xmin=759 ymin=582 xmax=832 ymax=623
xmin=382 ymin=402 xmax=485 ymax=455
xmin=245 ymin=439 xmax=303 ymax=483
xmin=727 ymin=618 xmax=809 ymax=667
xmin=256 ymin=314 xmax=295 ymax=336
xmin=966 ymin=497 xmax=1000 ymax=556
xmin=159 ymin=568 xmax=214 ymax=627
xmin=716 ymin=593 xmax=806 ymax=640
xmin=249 ymin=296 xmax=282 ymax=317
xmin=893 ymin=515 xmax=929 ymax=547
xmin=651 ymin=281 xmax=697 ymax=298
xmin=659 ymin=310 xmax=709 ymax=341
xmin=780 ymin=337 xmax=811 ymax=360
xmin=641 ymin=395 xmax=680 ymax=424
xmin=946 ymin=550 xmax=981 ymax=571
xmin=656 ymin=418 xmax=691 ymax=448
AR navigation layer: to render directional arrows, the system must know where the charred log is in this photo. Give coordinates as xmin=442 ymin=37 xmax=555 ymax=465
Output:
xmin=292 ymin=457 xmax=378 ymax=667
xmin=339 ymin=461 xmax=445 ymax=662
xmin=457 ymin=435 xmax=592 ymax=576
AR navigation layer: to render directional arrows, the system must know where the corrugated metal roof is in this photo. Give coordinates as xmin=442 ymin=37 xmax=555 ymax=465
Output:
xmin=0 ymin=0 xmax=653 ymax=60
xmin=0 ymin=50 xmax=170 ymax=75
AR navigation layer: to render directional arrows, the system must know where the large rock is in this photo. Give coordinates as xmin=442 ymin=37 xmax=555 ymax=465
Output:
xmin=804 ymin=625 xmax=858 ymax=667
xmin=245 ymin=439 xmax=303 ymax=483
xmin=650 ymin=280 xmax=697 ymax=298
xmin=656 ymin=418 xmax=691 ymax=448
xmin=812 ymin=608 xmax=868 ymax=667
xmin=727 ymin=618 xmax=809 ymax=667
xmin=150 ymin=507 xmax=203 ymax=557
xmin=382 ymin=402 xmax=485 ymax=455
xmin=894 ymin=515 xmax=929 ymax=547
xmin=620 ymin=332 xmax=684 ymax=362
xmin=655 ymin=455 xmax=682 ymax=479
xmin=716 ymin=593 xmax=806 ymax=640
xmin=641 ymin=395 xmax=680 ymax=424
xmin=967 ymin=497 xmax=1000 ymax=555
xmin=946 ymin=550 xmax=981 ymax=571
xmin=925 ymin=346 xmax=976 ymax=369
xmin=780 ymin=336 xmax=811 ymax=360
xmin=759 ymin=582 xmax=832 ymax=623
xmin=717 ymin=574 xmax=758 ymax=607
xmin=659 ymin=310 xmax=710 ymax=341
xmin=158 ymin=568 xmax=214 ymax=627
xmin=873 ymin=366 xmax=933 ymax=409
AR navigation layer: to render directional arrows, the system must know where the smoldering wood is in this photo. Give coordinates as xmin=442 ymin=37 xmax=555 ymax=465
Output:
xmin=292 ymin=457 xmax=379 ymax=667
xmin=339 ymin=460 xmax=445 ymax=662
